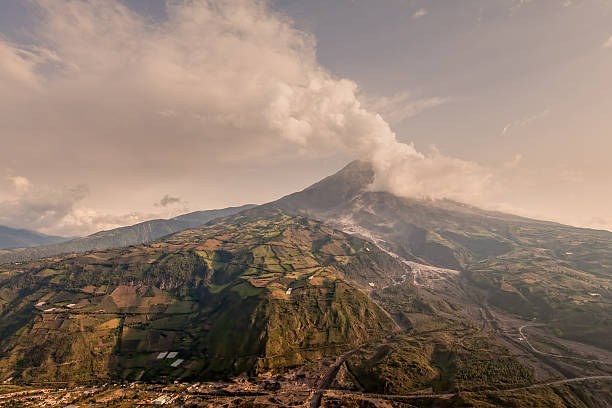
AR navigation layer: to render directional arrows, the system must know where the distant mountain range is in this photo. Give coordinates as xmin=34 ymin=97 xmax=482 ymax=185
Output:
xmin=0 ymin=225 xmax=70 ymax=250
xmin=0 ymin=205 xmax=255 ymax=263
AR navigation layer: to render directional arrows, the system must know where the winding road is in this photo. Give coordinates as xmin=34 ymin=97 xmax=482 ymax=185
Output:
xmin=307 ymin=346 xmax=363 ymax=408
xmin=518 ymin=324 xmax=612 ymax=365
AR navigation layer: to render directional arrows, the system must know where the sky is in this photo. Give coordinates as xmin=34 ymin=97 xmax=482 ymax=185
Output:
xmin=0 ymin=0 xmax=611 ymax=236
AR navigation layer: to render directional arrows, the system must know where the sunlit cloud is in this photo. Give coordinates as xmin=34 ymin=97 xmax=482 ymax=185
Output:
xmin=0 ymin=0 xmax=496 ymax=234
xmin=0 ymin=172 xmax=191 ymax=236
xmin=412 ymin=8 xmax=428 ymax=19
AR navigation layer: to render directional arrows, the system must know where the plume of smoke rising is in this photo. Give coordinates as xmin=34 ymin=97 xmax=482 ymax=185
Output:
xmin=0 ymin=0 xmax=492 ymax=235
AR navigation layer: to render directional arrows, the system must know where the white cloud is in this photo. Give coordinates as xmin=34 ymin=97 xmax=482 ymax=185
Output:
xmin=362 ymin=91 xmax=449 ymax=125
xmin=0 ymin=173 xmax=192 ymax=236
xmin=56 ymin=207 xmax=186 ymax=237
xmin=0 ymin=0 xmax=494 ymax=234
xmin=412 ymin=8 xmax=428 ymax=19
xmin=603 ymin=35 xmax=612 ymax=48
xmin=517 ymin=109 xmax=549 ymax=126
xmin=0 ymin=41 xmax=42 ymax=91
xmin=10 ymin=176 xmax=31 ymax=193
xmin=0 ymin=178 xmax=89 ymax=235
xmin=501 ymin=123 xmax=512 ymax=135
xmin=501 ymin=109 xmax=549 ymax=135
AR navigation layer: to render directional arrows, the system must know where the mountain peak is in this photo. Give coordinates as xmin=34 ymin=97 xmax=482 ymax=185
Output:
xmin=275 ymin=160 xmax=374 ymax=213
xmin=304 ymin=160 xmax=374 ymax=193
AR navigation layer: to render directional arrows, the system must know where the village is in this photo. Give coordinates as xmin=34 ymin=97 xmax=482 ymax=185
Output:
xmin=0 ymin=377 xmax=314 ymax=407
xmin=0 ymin=359 xmax=346 ymax=407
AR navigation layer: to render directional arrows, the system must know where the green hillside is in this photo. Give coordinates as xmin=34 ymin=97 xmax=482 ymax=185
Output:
xmin=0 ymin=211 xmax=402 ymax=383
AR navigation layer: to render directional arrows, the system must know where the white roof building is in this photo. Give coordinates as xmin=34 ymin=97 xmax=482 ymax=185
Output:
xmin=170 ymin=359 xmax=184 ymax=367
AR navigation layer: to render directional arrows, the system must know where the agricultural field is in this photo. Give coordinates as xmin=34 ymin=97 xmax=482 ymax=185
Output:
xmin=0 ymin=212 xmax=406 ymax=385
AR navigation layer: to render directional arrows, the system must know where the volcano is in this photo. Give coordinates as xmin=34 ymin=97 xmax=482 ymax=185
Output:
xmin=0 ymin=162 xmax=611 ymax=406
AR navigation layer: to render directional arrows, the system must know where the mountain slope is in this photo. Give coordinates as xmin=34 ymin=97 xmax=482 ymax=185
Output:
xmin=0 ymin=205 xmax=256 ymax=264
xmin=0 ymin=209 xmax=405 ymax=383
xmin=271 ymin=161 xmax=612 ymax=350
xmin=272 ymin=160 xmax=600 ymax=269
xmin=0 ymin=226 xmax=69 ymax=250
xmin=0 ymin=167 xmax=610 ymax=406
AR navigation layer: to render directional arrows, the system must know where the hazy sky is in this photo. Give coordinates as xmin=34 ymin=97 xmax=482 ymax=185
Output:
xmin=0 ymin=0 xmax=611 ymax=236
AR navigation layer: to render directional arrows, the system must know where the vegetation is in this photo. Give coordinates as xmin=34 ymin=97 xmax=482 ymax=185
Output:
xmin=1 ymin=160 xmax=611 ymax=407
xmin=0 ymin=212 xmax=403 ymax=383
xmin=275 ymin=160 xmax=612 ymax=352
xmin=345 ymin=331 xmax=535 ymax=395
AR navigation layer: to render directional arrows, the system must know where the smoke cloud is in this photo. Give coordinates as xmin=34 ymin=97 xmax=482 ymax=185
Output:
xmin=0 ymin=0 xmax=492 ymax=234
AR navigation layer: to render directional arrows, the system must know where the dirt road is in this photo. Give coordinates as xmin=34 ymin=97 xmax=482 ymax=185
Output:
xmin=307 ymin=347 xmax=361 ymax=408
xmin=519 ymin=324 xmax=612 ymax=365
